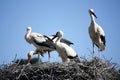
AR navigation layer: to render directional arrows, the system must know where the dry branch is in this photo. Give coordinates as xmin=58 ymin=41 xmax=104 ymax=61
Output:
xmin=0 ymin=57 xmax=120 ymax=80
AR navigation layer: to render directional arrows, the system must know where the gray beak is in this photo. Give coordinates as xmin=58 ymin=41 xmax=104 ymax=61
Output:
xmin=52 ymin=35 xmax=57 ymax=40
xmin=91 ymin=12 xmax=97 ymax=18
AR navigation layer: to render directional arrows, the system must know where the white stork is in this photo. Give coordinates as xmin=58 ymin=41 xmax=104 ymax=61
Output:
xmin=25 ymin=27 xmax=74 ymax=64
xmin=25 ymin=27 xmax=55 ymax=64
xmin=88 ymin=9 xmax=106 ymax=53
xmin=52 ymin=30 xmax=78 ymax=62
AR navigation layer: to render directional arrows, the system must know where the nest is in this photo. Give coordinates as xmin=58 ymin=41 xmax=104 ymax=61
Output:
xmin=0 ymin=57 xmax=120 ymax=80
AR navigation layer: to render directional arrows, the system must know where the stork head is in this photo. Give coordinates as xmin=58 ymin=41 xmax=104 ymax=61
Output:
xmin=56 ymin=30 xmax=64 ymax=38
xmin=27 ymin=27 xmax=32 ymax=31
xmin=52 ymin=30 xmax=64 ymax=40
xmin=89 ymin=9 xmax=97 ymax=18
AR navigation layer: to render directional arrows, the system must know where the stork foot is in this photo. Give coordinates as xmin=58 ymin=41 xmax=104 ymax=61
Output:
xmin=26 ymin=63 xmax=31 ymax=66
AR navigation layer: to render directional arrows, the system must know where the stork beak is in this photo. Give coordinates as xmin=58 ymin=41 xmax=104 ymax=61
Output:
xmin=92 ymin=12 xmax=97 ymax=18
xmin=44 ymin=35 xmax=53 ymax=42
xmin=27 ymin=28 xmax=29 ymax=31
xmin=52 ymin=35 xmax=57 ymax=40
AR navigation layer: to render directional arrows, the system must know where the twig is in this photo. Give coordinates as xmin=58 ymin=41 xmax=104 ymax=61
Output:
xmin=16 ymin=65 xmax=26 ymax=79
xmin=13 ymin=54 xmax=17 ymax=63
xmin=23 ymin=72 xmax=30 ymax=80
xmin=87 ymin=48 xmax=94 ymax=58
xmin=12 ymin=59 xmax=22 ymax=73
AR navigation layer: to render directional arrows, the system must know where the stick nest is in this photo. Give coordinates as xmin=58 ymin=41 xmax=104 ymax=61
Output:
xmin=0 ymin=57 xmax=120 ymax=80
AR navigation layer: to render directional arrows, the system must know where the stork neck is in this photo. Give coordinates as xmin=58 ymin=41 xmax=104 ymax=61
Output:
xmin=90 ymin=14 xmax=95 ymax=22
xmin=27 ymin=30 xmax=31 ymax=35
xmin=26 ymin=30 xmax=31 ymax=40
xmin=55 ymin=37 xmax=61 ymax=43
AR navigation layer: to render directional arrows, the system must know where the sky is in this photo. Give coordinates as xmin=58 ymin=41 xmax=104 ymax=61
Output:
xmin=0 ymin=0 xmax=120 ymax=66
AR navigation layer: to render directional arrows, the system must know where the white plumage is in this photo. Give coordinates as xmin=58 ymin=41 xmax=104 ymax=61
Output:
xmin=25 ymin=27 xmax=55 ymax=64
xmin=49 ymin=35 xmax=73 ymax=46
xmin=25 ymin=27 xmax=74 ymax=64
xmin=52 ymin=30 xmax=78 ymax=62
xmin=88 ymin=9 xmax=106 ymax=53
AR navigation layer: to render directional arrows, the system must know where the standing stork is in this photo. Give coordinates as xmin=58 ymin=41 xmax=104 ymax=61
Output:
xmin=25 ymin=27 xmax=56 ymax=64
xmin=25 ymin=27 xmax=74 ymax=64
xmin=52 ymin=30 xmax=78 ymax=62
xmin=88 ymin=9 xmax=106 ymax=54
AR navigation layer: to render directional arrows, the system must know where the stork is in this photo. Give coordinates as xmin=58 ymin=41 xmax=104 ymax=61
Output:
xmin=52 ymin=30 xmax=78 ymax=62
xmin=25 ymin=27 xmax=74 ymax=64
xmin=49 ymin=35 xmax=73 ymax=46
xmin=25 ymin=27 xmax=55 ymax=64
xmin=88 ymin=9 xmax=106 ymax=54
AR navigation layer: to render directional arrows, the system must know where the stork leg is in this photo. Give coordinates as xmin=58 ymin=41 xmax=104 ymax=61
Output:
xmin=36 ymin=49 xmax=42 ymax=64
xmin=92 ymin=43 xmax=95 ymax=54
xmin=27 ymin=55 xmax=31 ymax=64
xmin=38 ymin=52 xmax=42 ymax=63
xmin=98 ymin=50 xmax=101 ymax=58
xmin=38 ymin=53 xmax=40 ymax=63
xmin=48 ymin=51 xmax=50 ymax=62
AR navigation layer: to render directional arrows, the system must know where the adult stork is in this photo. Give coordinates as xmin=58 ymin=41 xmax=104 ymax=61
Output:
xmin=52 ymin=30 xmax=79 ymax=62
xmin=25 ymin=27 xmax=56 ymax=64
xmin=88 ymin=9 xmax=106 ymax=54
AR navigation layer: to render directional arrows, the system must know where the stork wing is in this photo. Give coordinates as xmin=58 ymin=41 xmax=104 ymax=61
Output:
xmin=96 ymin=25 xmax=106 ymax=46
xmin=96 ymin=24 xmax=105 ymax=36
xmin=49 ymin=35 xmax=73 ymax=46
xmin=31 ymin=32 xmax=46 ymax=43
xmin=100 ymin=35 xmax=106 ymax=46
xmin=60 ymin=38 xmax=73 ymax=46
xmin=32 ymin=34 xmax=55 ymax=49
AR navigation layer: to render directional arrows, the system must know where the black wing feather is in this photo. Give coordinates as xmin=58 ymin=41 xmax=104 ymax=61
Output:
xmin=60 ymin=38 xmax=73 ymax=45
xmin=100 ymin=35 xmax=106 ymax=46
xmin=33 ymin=37 xmax=55 ymax=49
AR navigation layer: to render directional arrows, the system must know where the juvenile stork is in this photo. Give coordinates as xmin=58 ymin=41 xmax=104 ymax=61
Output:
xmin=25 ymin=27 xmax=74 ymax=64
xmin=52 ymin=31 xmax=78 ymax=62
xmin=88 ymin=9 xmax=106 ymax=53
xmin=25 ymin=27 xmax=55 ymax=64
